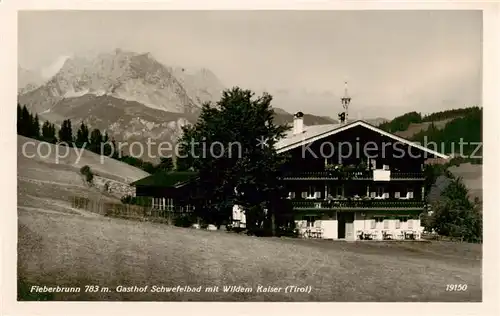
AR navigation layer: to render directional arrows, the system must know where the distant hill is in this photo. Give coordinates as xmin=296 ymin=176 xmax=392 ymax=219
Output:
xmin=378 ymin=106 xmax=482 ymax=162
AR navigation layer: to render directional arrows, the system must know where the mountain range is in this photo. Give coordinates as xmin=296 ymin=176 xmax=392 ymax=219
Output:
xmin=18 ymin=49 xmax=385 ymax=160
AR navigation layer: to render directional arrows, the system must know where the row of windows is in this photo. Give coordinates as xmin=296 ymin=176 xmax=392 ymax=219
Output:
xmin=370 ymin=218 xmax=415 ymax=229
xmin=301 ymin=216 xmax=416 ymax=229
xmin=151 ymin=198 xmax=194 ymax=212
xmin=288 ymin=190 xmax=414 ymax=199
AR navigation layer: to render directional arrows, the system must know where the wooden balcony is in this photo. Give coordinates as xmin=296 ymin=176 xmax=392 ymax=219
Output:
xmin=282 ymin=171 xmax=424 ymax=181
xmin=291 ymin=199 xmax=425 ymax=211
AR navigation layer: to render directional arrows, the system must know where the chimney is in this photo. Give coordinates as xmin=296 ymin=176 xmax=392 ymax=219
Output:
xmin=293 ymin=111 xmax=304 ymax=135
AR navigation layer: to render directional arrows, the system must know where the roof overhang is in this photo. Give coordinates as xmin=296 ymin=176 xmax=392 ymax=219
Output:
xmin=276 ymin=120 xmax=449 ymax=159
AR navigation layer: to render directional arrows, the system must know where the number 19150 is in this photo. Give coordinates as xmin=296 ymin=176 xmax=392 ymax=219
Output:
xmin=446 ymin=284 xmax=468 ymax=291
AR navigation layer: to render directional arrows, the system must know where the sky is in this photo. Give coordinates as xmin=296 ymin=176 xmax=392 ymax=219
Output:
xmin=18 ymin=10 xmax=482 ymax=119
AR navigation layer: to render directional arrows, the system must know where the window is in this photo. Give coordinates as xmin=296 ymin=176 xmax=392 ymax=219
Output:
xmin=408 ymin=219 xmax=414 ymax=229
xmin=288 ymin=192 xmax=296 ymax=199
xmin=370 ymin=219 xmax=376 ymax=229
xmin=383 ymin=219 xmax=389 ymax=229
xmin=308 ymin=186 xmax=315 ymax=196
xmin=395 ymin=192 xmax=401 ymax=198
xmin=166 ymin=198 xmax=174 ymax=212
xmin=302 ymin=215 xmax=316 ymax=227
xmin=376 ymin=187 xmax=384 ymax=197
xmin=301 ymin=192 xmax=308 ymax=198
xmin=152 ymin=198 xmax=166 ymax=210
xmin=335 ymin=186 xmax=343 ymax=197
xmin=395 ymin=220 xmax=401 ymax=229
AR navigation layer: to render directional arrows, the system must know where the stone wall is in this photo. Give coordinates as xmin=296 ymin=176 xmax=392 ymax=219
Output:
xmin=93 ymin=175 xmax=135 ymax=198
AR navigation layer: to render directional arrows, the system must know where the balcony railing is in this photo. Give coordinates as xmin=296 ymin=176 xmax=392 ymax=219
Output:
xmin=282 ymin=171 xmax=371 ymax=180
xmin=282 ymin=171 xmax=424 ymax=180
xmin=291 ymin=199 xmax=425 ymax=210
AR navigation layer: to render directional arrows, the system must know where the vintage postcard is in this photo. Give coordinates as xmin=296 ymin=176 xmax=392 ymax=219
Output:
xmin=2 ymin=1 xmax=499 ymax=315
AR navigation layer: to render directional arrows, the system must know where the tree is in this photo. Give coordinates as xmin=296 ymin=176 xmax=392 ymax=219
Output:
xmin=75 ymin=122 xmax=90 ymax=148
xmin=425 ymin=176 xmax=482 ymax=242
xmin=17 ymin=104 xmax=23 ymax=135
xmin=41 ymin=121 xmax=58 ymax=143
xmin=157 ymin=157 xmax=174 ymax=173
xmin=89 ymin=128 xmax=103 ymax=154
xmin=58 ymin=119 xmax=73 ymax=144
xmin=178 ymin=87 xmax=290 ymax=233
xmin=18 ymin=105 xmax=32 ymax=137
xmin=32 ymin=114 xmax=40 ymax=139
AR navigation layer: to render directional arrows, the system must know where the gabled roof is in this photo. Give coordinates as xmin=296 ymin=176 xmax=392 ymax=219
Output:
xmin=130 ymin=171 xmax=198 ymax=188
xmin=275 ymin=120 xmax=449 ymax=159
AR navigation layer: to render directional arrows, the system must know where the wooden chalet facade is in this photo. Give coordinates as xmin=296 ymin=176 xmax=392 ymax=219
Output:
xmin=131 ymin=113 xmax=448 ymax=241
xmin=131 ymin=171 xmax=199 ymax=213
xmin=275 ymin=115 xmax=449 ymax=240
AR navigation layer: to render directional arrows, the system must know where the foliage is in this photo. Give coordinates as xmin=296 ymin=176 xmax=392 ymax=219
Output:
xmin=75 ymin=122 xmax=90 ymax=148
xmin=79 ymin=165 xmax=94 ymax=185
xmin=157 ymin=157 xmax=174 ymax=172
xmin=41 ymin=120 xmax=58 ymax=143
xmin=88 ymin=128 xmax=102 ymax=153
xmin=17 ymin=104 xmax=43 ymax=140
xmin=15 ymin=105 xmax=210 ymax=175
xmin=377 ymin=106 xmax=482 ymax=163
xmin=174 ymin=214 xmax=197 ymax=228
xmin=424 ymin=173 xmax=482 ymax=243
xmin=58 ymin=119 xmax=74 ymax=144
xmin=120 ymin=194 xmax=151 ymax=206
xmin=378 ymin=111 xmax=422 ymax=133
xmin=411 ymin=107 xmax=482 ymax=160
xmin=377 ymin=106 xmax=481 ymax=134
xmin=421 ymin=106 xmax=481 ymax=122
xmin=177 ymin=87 xmax=291 ymax=232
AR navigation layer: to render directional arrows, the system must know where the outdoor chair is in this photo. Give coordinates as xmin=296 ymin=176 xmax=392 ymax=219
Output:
xmin=394 ymin=230 xmax=404 ymax=240
xmin=298 ymin=222 xmax=309 ymax=238
xmin=382 ymin=230 xmax=393 ymax=240
xmin=313 ymin=221 xmax=323 ymax=239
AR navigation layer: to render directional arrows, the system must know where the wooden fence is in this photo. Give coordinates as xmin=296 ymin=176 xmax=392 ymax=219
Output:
xmin=71 ymin=196 xmax=185 ymax=224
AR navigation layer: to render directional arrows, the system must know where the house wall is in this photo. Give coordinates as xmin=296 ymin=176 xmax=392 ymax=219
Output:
xmin=295 ymin=211 xmax=423 ymax=240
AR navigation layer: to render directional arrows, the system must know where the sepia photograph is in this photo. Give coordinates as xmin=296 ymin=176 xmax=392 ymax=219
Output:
xmin=12 ymin=8 xmax=487 ymax=304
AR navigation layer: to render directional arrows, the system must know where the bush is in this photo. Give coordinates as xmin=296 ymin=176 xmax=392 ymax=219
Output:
xmin=120 ymin=195 xmax=151 ymax=207
xmin=79 ymin=165 xmax=94 ymax=185
xmin=174 ymin=214 xmax=196 ymax=228
xmin=425 ymin=177 xmax=482 ymax=243
xmin=276 ymin=226 xmax=299 ymax=238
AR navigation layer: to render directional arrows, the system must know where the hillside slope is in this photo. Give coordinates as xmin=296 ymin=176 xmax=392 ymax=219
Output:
xmin=18 ymin=209 xmax=481 ymax=301
xmin=18 ymin=135 xmax=149 ymax=214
